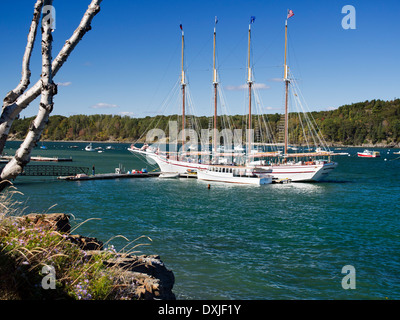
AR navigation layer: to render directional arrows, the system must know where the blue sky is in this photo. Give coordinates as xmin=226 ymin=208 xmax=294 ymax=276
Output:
xmin=0 ymin=0 xmax=399 ymax=119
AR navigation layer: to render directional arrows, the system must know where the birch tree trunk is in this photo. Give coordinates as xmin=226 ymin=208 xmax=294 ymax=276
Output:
xmin=0 ymin=0 xmax=56 ymax=181
xmin=0 ymin=0 xmax=102 ymax=155
xmin=0 ymin=0 xmax=102 ymax=183
xmin=0 ymin=0 xmax=44 ymax=151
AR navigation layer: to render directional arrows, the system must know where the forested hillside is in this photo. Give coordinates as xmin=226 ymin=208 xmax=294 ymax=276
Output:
xmin=9 ymin=99 xmax=400 ymax=146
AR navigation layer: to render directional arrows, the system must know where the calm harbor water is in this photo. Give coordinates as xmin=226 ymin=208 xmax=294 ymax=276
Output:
xmin=3 ymin=141 xmax=400 ymax=300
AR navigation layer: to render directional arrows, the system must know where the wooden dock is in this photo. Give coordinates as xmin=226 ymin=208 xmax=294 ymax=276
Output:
xmin=21 ymin=165 xmax=89 ymax=177
xmin=58 ymin=172 xmax=161 ymax=181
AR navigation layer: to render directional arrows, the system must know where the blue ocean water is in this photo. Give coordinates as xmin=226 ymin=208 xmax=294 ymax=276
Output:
xmin=3 ymin=141 xmax=400 ymax=299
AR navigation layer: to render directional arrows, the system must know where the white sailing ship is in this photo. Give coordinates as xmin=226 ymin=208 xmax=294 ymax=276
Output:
xmin=128 ymin=12 xmax=338 ymax=182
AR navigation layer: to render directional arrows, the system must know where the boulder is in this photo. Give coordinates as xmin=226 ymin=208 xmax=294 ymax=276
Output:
xmin=14 ymin=213 xmax=176 ymax=300
xmin=66 ymin=234 xmax=103 ymax=251
xmin=16 ymin=213 xmax=71 ymax=233
xmin=85 ymin=250 xmax=175 ymax=300
xmin=104 ymin=252 xmax=176 ymax=300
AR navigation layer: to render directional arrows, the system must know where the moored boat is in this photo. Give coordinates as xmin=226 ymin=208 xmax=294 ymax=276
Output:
xmin=85 ymin=143 xmax=95 ymax=152
xmin=159 ymin=172 xmax=180 ymax=179
xmin=197 ymin=165 xmax=273 ymax=185
xmin=357 ymin=150 xmax=380 ymax=158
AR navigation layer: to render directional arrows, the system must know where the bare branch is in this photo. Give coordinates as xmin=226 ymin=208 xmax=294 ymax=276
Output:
xmin=0 ymin=0 xmax=44 ymax=152
xmin=3 ymin=0 xmax=44 ymax=106
xmin=1 ymin=0 xmax=56 ymax=181
xmin=0 ymin=0 xmax=103 ymax=154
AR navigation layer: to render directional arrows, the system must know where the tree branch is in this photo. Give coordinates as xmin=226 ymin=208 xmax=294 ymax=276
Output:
xmin=0 ymin=0 xmax=102 ymax=154
xmin=1 ymin=0 xmax=56 ymax=181
xmin=0 ymin=0 xmax=44 ymax=151
xmin=3 ymin=0 xmax=44 ymax=106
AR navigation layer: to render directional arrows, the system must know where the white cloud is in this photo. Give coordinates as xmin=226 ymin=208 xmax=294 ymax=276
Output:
xmin=263 ymin=106 xmax=280 ymax=112
xmin=90 ymin=103 xmax=119 ymax=109
xmin=268 ymin=78 xmax=284 ymax=83
xmin=253 ymin=83 xmax=270 ymax=90
xmin=57 ymin=82 xmax=72 ymax=87
xmin=118 ymin=111 xmax=135 ymax=117
xmin=225 ymin=83 xmax=270 ymax=91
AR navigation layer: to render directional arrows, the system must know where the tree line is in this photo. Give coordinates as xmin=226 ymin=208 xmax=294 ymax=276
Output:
xmin=8 ymin=99 xmax=400 ymax=146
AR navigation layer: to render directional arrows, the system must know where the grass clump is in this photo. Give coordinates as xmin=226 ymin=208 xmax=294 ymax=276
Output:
xmin=0 ymin=186 xmax=137 ymax=300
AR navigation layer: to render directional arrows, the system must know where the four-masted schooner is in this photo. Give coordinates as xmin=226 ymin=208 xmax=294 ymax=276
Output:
xmin=128 ymin=11 xmax=338 ymax=182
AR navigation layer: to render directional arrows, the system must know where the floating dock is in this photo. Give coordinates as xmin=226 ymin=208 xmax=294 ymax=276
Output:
xmin=0 ymin=156 xmax=73 ymax=162
xmin=58 ymin=172 xmax=160 ymax=181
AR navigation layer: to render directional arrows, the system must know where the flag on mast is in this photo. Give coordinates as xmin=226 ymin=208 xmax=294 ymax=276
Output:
xmin=215 ymin=16 xmax=218 ymax=25
xmin=250 ymin=16 xmax=256 ymax=24
xmin=180 ymin=24 xmax=183 ymax=30
xmin=287 ymin=10 xmax=294 ymax=19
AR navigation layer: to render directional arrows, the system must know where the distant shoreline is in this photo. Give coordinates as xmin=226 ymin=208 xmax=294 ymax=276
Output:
xmin=5 ymin=139 xmax=400 ymax=149
xmin=9 ymin=100 xmax=400 ymax=147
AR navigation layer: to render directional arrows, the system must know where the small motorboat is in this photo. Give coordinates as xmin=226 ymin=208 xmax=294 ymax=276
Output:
xmin=357 ymin=150 xmax=380 ymax=158
xmin=85 ymin=143 xmax=95 ymax=152
xmin=159 ymin=172 xmax=180 ymax=179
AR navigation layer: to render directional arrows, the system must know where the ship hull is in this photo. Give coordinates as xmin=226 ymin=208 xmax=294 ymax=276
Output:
xmin=128 ymin=149 xmax=208 ymax=174
xmin=129 ymin=149 xmax=337 ymax=182
xmin=258 ymin=161 xmax=338 ymax=182
xmin=197 ymin=170 xmax=272 ymax=185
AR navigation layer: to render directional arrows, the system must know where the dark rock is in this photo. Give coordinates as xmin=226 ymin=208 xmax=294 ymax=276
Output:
xmin=66 ymin=234 xmax=103 ymax=251
xmin=112 ymin=253 xmax=175 ymax=300
xmin=13 ymin=213 xmax=175 ymax=300
xmin=17 ymin=213 xmax=71 ymax=233
xmin=87 ymin=251 xmax=176 ymax=300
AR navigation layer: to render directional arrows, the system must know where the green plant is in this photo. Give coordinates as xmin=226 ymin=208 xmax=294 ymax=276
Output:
xmin=0 ymin=187 xmax=148 ymax=300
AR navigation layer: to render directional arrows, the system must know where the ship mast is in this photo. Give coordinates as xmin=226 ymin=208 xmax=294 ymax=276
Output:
xmin=247 ymin=17 xmax=255 ymax=157
xmin=284 ymin=11 xmax=293 ymax=155
xmin=213 ymin=17 xmax=218 ymax=157
xmin=180 ymin=24 xmax=186 ymax=152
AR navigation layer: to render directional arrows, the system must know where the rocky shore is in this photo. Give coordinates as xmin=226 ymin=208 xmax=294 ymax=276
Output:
xmin=11 ymin=213 xmax=176 ymax=300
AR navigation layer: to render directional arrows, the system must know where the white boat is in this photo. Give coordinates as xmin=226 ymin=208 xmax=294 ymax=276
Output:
xmin=394 ymin=151 xmax=400 ymax=155
xmin=159 ymin=172 xmax=180 ymax=179
xmin=85 ymin=143 xmax=95 ymax=152
xmin=357 ymin=149 xmax=380 ymax=158
xmin=197 ymin=165 xmax=272 ymax=185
